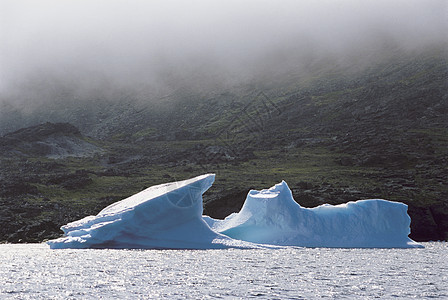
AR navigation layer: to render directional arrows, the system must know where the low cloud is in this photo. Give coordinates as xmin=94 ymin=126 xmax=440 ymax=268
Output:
xmin=1 ymin=0 xmax=446 ymax=107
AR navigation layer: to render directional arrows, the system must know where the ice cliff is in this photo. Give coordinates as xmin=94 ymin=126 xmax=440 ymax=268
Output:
xmin=48 ymin=174 xmax=422 ymax=249
xmin=47 ymin=174 xmax=256 ymax=249
xmin=205 ymin=181 xmax=422 ymax=248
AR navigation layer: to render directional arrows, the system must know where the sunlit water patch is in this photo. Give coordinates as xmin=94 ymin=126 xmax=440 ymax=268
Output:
xmin=1 ymin=243 xmax=446 ymax=299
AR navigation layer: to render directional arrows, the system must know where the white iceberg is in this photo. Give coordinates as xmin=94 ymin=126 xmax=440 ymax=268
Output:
xmin=48 ymin=174 xmax=422 ymax=249
xmin=205 ymin=181 xmax=422 ymax=248
xmin=47 ymin=174 xmax=258 ymax=249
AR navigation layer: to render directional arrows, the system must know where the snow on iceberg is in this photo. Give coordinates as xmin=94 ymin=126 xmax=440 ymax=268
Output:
xmin=47 ymin=174 xmax=258 ymax=249
xmin=205 ymin=181 xmax=422 ymax=248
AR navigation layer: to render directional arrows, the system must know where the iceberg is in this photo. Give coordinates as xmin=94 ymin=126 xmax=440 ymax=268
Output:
xmin=48 ymin=174 xmax=422 ymax=249
xmin=47 ymin=174 xmax=258 ymax=249
xmin=205 ymin=181 xmax=422 ymax=248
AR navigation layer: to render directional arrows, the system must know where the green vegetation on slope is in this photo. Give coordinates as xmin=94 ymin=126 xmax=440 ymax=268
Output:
xmin=1 ymin=49 xmax=447 ymax=243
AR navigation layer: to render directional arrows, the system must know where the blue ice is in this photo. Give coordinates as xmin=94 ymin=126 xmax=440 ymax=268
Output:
xmin=48 ymin=174 xmax=422 ymax=249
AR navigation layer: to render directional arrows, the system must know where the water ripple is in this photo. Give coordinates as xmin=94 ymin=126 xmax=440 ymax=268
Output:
xmin=0 ymin=242 xmax=446 ymax=299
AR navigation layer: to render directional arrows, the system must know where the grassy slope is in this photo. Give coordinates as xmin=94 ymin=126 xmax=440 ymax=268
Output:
xmin=1 ymin=48 xmax=447 ymax=242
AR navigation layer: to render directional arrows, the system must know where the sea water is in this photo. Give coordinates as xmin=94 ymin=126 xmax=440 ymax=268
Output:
xmin=1 ymin=242 xmax=446 ymax=299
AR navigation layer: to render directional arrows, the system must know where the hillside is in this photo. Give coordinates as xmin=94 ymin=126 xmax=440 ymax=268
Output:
xmin=0 ymin=48 xmax=447 ymax=243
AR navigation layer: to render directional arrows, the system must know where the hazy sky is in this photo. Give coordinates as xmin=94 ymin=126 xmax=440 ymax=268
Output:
xmin=1 ymin=0 xmax=446 ymax=105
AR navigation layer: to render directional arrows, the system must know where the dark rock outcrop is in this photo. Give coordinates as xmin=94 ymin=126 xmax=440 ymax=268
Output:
xmin=0 ymin=122 xmax=101 ymax=158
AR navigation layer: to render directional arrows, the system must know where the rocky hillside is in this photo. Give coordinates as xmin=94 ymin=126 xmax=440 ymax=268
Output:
xmin=0 ymin=48 xmax=447 ymax=243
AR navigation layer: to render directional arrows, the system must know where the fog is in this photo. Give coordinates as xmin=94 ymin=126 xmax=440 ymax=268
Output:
xmin=1 ymin=0 xmax=446 ymax=107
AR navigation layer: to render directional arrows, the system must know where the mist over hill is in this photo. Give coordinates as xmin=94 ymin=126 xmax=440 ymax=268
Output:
xmin=1 ymin=0 xmax=446 ymax=118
